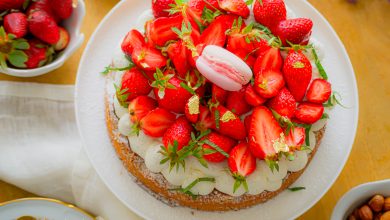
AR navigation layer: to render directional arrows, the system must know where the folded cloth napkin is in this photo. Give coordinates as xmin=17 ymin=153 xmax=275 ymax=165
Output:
xmin=0 ymin=81 xmax=141 ymax=220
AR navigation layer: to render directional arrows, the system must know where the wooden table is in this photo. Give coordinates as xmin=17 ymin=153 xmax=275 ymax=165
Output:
xmin=1 ymin=0 xmax=389 ymax=219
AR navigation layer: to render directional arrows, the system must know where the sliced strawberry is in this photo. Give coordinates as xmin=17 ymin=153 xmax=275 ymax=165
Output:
xmin=185 ymin=95 xmax=200 ymax=123
xmin=163 ymin=116 xmax=193 ymax=150
xmin=213 ymin=14 xmax=239 ymax=29
xmin=254 ymin=69 xmax=285 ymax=98
xmin=244 ymin=84 xmax=266 ymax=107
xmin=150 ymin=15 xmax=183 ymax=46
xmin=140 ymin=108 xmax=176 ymax=137
xmin=294 ymin=102 xmax=324 ymax=124
xmin=28 ymin=10 xmax=60 ymax=44
xmin=189 ymin=0 xmax=220 ymax=12
xmin=212 ymin=105 xmax=246 ymax=140
xmin=50 ymin=0 xmax=73 ymax=20
xmin=4 ymin=13 xmax=28 ymax=39
xmin=120 ymin=67 xmax=152 ymax=101
xmin=128 ymin=96 xmax=158 ymax=123
xmin=273 ymin=18 xmax=313 ymax=46
xmin=249 ymin=106 xmax=283 ymax=159
xmin=283 ymin=50 xmax=312 ymax=101
xmin=230 ymin=49 xmax=256 ymax=69
xmin=244 ymin=114 xmax=251 ymax=134
xmin=144 ymin=20 xmax=155 ymax=47
xmin=152 ymin=0 xmax=175 ymax=18
xmin=121 ymin=29 xmax=145 ymax=56
xmin=253 ymin=0 xmax=286 ymax=30
xmin=187 ymin=43 xmax=205 ymax=67
xmin=228 ymin=142 xmax=256 ymax=177
xmin=54 ymin=27 xmax=70 ymax=51
xmin=285 ymin=127 xmax=306 ymax=147
xmin=199 ymin=17 xmax=229 ymax=47
xmin=219 ymin=0 xmax=250 ymax=18
xmin=201 ymin=132 xmax=236 ymax=162
xmin=306 ymin=79 xmax=332 ymax=104
xmin=253 ymin=38 xmax=271 ymax=57
xmin=267 ymin=88 xmax=296 ymax=118
xmin=152 ymin=74 xmax=192 ymax=114
xmin=211 ymin=84 xmax=228 ymax=105
xmin=253 ymin=47 xmax=283 ymax=75
xmin=226 ymin=88 xmax=251 ymax=116
xmin=167 ymin=40 xmax=190 ymax=78
xmin=132 ymin=46 xmax=167 ymax=71
xmin=195 ymin=105 xmax=215 ymax=131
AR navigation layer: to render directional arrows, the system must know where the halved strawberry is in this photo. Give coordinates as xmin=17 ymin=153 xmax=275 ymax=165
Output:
xmin=253 ymin=38 xmax=271 ymax=57
xmin=249 ymin=106 xmax=283 ymax=159
xmin=226 ymin=88 xmax=251 ymax=116
xmin=150 ymin=15 xmax=183 ymax=46
xmin=201 ymin=132 xmax=236 ymax=162
xmin=199 ymin=17 xmax=229 ymax=47
xmin=28 ymin=10 xmax=60 ymax=45
xmin=273 ymin=18 xmax=313 ymax=46
xmin=4 ymin=12 xmax=28 ymax=39
xmin=211 ymin=84 xmax=228 ymax=105
xmin=132 ymin=46 xmax=167 ymax=71
xmin=54 ymin=27 xmax=70 ymax=51
xmin=253 ymin=0 xmax=286 ymax=29
xmin=285 ymin=127 xmax=306 ymax=147
xmin=120 ymin=67 xmax=152 ymax=102
xmin=283 ymin=50 xmax=312 ymax=101
xmin=188 ymin=0 xmax=220 ymax=12
xmin=195 ymin=105 xmax=215 ymax=131
xmin=121 ymin=29 xmax=145 ymax=56
xmin=254 ymin=70 xmax=285 ymax=98
xmin=140 ymin=108 xmax=176 ymax=137
xmin=253 ymin=47 xmax=283 ymax=75
xmin=167 ymin=40 xmax=190 ymax=78
xmin=163 ymin=116 xmax=193 ymax=150
xmin=228 ymin=142 xmax=256 ymax=192
xmin=185 ymin=95 xmax=200 ymax=123
xmin=306 ymin=79 xmax=332 ymax=104
xmin=128 ymin=96 xmax=158 ymax=123
xmin=212 ymin=105 xmax=246 ymax=140
xmin=244 ymin=84 xmax=266 ymax=107
xmin=294 ymin=102 xmax=324 ymax=124
xmin=219 ymin=0 xmax=250 ymax=18
xmin=230 ymin=49 xmax=256 ymax=69
xmin=267 ymin=87 xmax=296 ymax=119
xmin=152 ymin=73 xmax=192 ymax=113
xmin=152 ymin=0 xmax=175 ymax=18
xmin=144 ymin=20 xmax=155 ymax=47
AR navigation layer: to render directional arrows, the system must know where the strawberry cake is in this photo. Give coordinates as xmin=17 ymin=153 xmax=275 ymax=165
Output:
xmin=103 ymin=0 xmax=337 ymax=211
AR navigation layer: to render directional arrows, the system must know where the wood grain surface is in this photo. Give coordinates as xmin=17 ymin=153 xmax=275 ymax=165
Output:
xmin=1 ymin=0 xmax=389 ymax=219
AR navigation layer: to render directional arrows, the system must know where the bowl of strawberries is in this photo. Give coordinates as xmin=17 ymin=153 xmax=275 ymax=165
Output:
xmin=0 ymin=0 xmax=85 ymax=77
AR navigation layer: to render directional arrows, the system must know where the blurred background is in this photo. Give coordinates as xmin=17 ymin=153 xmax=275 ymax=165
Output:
xmin=0 ymin=0 xmax=389 ymax=219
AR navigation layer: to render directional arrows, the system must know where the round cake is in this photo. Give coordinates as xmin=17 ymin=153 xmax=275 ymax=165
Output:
xmin=103 ymin=0 xmax=334 ymax=211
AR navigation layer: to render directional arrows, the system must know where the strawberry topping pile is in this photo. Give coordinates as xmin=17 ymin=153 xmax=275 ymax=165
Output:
xmin=107 ymin=0 xmax=337 ymax=195
xmin=0 ymin=0 xmax=73 ymax=69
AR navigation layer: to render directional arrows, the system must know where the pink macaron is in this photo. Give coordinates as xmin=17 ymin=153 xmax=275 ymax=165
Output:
xmin=196 ymin=45 xmax=253 ymax=91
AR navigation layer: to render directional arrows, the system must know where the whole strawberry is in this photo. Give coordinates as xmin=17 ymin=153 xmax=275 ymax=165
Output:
xmin=27 ymin=0 xmax=61 ymax=23
xmin=253 ymin=0 xmax=286 ymax=30
xmin=282 ymin=50 xmax=312 ymax=102
xmin=152 ymin=70 xmax=193 ymax=114
xmin=163 ymin=116 xmax=194 ymax=151
xmin=28 ymin=10 xmax=60 ymax=45
xmin=152 ymin=0 xmax=175 ymax=18
xmin=54 ymin=27 xmax=70 ymax=51
xmin=273 ymin=18 xmax=313 ymax=45
xmin=50 ymin=0 xmax=73 ymax=20
xmin=0 ymin=0 xmax=25 ymax=11
xmin=4 ymin=13 xmax=28 ymax=39
xmin=267 ymin=87 xmax=296 ymax=119
xmin=228 ymin=142 xmax=256 ymax=192
xmin=201 ymin=132 xmax=236 ymax=162
xmin=119 ymin=67 xmax=152 ymax=102
xmin=24 ymin=39 xmax=52 ymax=69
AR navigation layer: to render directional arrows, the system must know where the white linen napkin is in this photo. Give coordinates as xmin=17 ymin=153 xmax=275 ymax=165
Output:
xmin=0 ymin=81 xmax=141 ymax=220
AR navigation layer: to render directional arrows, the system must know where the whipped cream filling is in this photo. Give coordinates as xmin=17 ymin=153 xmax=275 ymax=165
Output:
xmin=110 ymin=6 xmax=328 ymax=197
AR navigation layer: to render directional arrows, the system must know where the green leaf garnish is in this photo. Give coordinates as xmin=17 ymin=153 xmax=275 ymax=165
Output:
xmin=203 ymin=140 xmax=229 ymax=158
xmin=323 ymin=92 xmax=346 ymax=108
xmin=265 ymin=158 xmax=279 ymax=173
xmin=101 ymin=61 xmax=134 ymax=75
xmin=311 ymin=47 xmax=328 ymax=80
xmin=170 ymin=177 xmax=215 ymax=199
xmin=114 ymin=83 xmax=130 ymax=108
xmin=179 ymin=82 xmax=196 ymax=95
xmin=288 ymin=186 xmax=306 ymax=192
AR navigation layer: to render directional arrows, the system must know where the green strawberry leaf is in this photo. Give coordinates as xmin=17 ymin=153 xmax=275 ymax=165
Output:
xmin=0 ymin=54 xmax=7 ymax=70
xmin=8 ymin=50 xmax=27 ymax=68
xmin=13 ymin=40 xmax=30 ymax=50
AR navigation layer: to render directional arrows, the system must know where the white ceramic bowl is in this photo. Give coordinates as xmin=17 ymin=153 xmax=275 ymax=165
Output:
xmin=331 ymin=179 xmax=390 ymax=220
xmin=0 ymin=0 xmax=86 ymax=78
